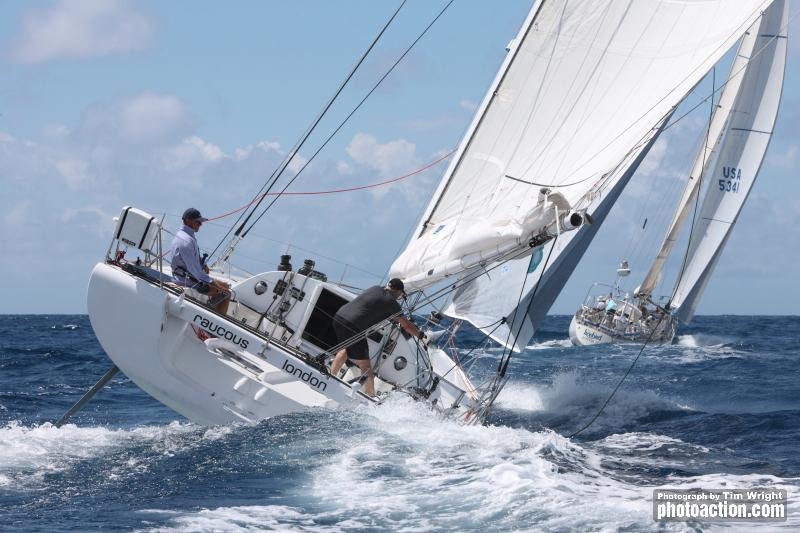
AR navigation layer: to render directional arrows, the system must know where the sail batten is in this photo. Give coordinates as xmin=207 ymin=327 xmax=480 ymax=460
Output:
xmin=390 ymin=0 xmax=774 ymax=291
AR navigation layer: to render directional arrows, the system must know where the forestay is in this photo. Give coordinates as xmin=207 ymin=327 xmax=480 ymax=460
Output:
xmin=638 ymin=15 xmax=764 ymax=298
xmin=672 ymin=0 xmax=788 ymax=322
xmin=390 ymin=0 xmax=774 ymax=290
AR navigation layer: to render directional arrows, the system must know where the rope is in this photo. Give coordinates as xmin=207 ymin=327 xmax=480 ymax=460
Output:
xmin=208 ymin=0 xmax=408 ymax=258
xmin=568 ymin=72 xmax=719 ymax=438
xmin=497 ymin=235 xmax=559 ymax=379
xmin=240 ymin=0 xmax=457 ymax=240
xmin=567 ymin=313 xmax=665 ymax=438
xmin=206 ymin=149 xmax=454 ymax=221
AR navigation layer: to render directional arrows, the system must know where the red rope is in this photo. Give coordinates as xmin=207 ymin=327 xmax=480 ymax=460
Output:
xmin=207 ymin=149 xmax=455 ymax=221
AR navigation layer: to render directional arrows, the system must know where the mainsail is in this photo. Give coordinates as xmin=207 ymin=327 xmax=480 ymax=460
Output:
xmin=390 ymin=0 xmax=775 ymax=347
xmin=671 ymin=0 xmax=788 ymax=322
xmin=445 ymin=116 xmax=667 ymax=351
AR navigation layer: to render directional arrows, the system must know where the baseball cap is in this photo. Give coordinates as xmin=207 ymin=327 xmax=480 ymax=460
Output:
xmin=182 ymin=208 xmax=208 ymax=222
xmin=388 ymin=278 xmax=405 ymax=294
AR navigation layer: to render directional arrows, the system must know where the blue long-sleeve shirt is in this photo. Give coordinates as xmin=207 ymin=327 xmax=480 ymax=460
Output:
xmin=169 ymin=225 xmax=213 ymax=284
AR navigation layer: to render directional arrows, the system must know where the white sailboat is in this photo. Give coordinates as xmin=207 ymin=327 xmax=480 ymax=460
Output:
xmin=570 ymin=0 xmax=788 ymax=346
xmin=78 ymin=0 xmax=777 ymax=426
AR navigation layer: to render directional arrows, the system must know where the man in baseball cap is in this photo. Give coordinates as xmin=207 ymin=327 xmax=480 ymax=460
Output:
xmin=169 ymin=208 xmax=230 ymax=313
xmin=329 ymin=277 xmax=423 ymax=396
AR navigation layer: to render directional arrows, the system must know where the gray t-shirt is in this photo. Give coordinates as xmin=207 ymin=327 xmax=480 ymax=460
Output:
xmin=335 ymin=285 xmax=401 ymax=331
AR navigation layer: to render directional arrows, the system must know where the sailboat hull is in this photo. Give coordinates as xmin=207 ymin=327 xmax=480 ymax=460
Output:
xmin=87 ymin=262 xmax=480 ymax=425
xmin=569 ymin=305 xmax=676 ymax=347
xmin=87 ymin=262 xmax=366 ymax=425
xmin=569 ymin=316 xmax=615 ymax=346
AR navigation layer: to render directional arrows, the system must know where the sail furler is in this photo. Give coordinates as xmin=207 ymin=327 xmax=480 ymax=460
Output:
xmin=390 ymin=0 xmax=774 ymax=289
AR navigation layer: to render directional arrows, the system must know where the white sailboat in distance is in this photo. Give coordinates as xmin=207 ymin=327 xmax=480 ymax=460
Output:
xmin=570 ymin=0 xmax=788 ymax=346
xmin=67 ymin=0 xmax=776 ymax=426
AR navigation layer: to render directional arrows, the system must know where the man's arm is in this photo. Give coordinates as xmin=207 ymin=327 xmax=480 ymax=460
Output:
xmin=179 ymin=240 xmax=214 ymax=284
xmin=396 ymin=316 xmax=423 ymax=340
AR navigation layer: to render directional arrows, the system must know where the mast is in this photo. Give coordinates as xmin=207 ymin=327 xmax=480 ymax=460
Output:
xmin=637 ymin=21 xmax=762 ymax=299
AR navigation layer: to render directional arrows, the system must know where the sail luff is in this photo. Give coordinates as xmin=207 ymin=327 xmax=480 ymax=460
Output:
xmin=638 ymin=25 xmax=761 ymax=298
xmin=671 ymin=0 xmax=788 ymax=320
xmin=412 ymin=1 xmax=545 ymax=240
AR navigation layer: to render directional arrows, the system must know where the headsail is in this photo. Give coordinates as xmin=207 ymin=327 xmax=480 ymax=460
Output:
xmin=671 ymin=0 xmax=788 ymax=322
xmin=390 ymin=0 xmax=774 ymax=291
xmin=638 ymin=16 xmax=764 ymax=299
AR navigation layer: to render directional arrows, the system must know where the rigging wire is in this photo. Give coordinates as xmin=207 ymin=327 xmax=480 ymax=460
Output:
xmin=567 ymin=66 xmax=719 ymax=439
xmin=496 ymin=236 xmax=560 ymax=380
xmin=240 ymin=0 xmax=457 ymax=240
xmin=205 ymin=149 xmax=455 ymax=222
xmin=208 ymin=0 xmax=408 ymax=260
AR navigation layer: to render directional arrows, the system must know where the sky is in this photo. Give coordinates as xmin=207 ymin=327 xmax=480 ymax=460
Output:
xmin=0 ymin=0 xmax=798 ymax=316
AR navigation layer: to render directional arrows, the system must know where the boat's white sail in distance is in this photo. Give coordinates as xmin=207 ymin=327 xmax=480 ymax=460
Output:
xmin=637 ymin=16 xmax=764 ymax=299
xmin=671 ymin=0 xmax=788 ymax=322
xmin=390 ymin=0 xmax=775 ymax=291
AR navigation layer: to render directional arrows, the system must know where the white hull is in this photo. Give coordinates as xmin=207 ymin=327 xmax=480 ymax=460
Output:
xmin=88 ymin=262 xmax=479 ymax=425
xmin=569 ymin=288 xmax=676 ymax=347
xmin=569 ymin=316 xmax=615 ymax=346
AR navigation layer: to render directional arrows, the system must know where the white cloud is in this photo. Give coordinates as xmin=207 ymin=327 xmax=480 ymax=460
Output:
xmin=6 ymin=0 xmax=156 ymax=64
xmin=117 ymin=93 xmax=191 ymax=144
xmin=76 ymin=92 xmax=194 ymax=147
xmin=234 ymin=141 xmax=281 ymax=161
xmin=636 ymin=136 xmax=669 ymax=178
xmin=164 ymin=136 xmax=224 ymax=171
xmin=346 ymin=133 xmax=419 ymax=177
xmin=336 ymin=160 xmax=353 ymax=175
xmin=54 ymin=155 xmax=91 ymax=189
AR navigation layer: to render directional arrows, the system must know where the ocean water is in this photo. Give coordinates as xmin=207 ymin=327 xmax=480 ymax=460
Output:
xmin=0 ymin=314 xmax=798 ymax=532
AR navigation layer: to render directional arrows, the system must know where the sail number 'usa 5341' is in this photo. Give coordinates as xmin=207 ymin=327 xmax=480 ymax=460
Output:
xmin=719 ymin=166 xmax=742 ymax=193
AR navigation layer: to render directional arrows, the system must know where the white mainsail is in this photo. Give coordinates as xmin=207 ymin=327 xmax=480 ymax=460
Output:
xmin=637 ymin=20 xmax=763 ymax=298
xmin=390 ymin=0 xmax=774 ymax=291
xmin=445 ymin=116 xmax=667 ymax=351
xmin=671 ymin=0 xmax=788 ymax=322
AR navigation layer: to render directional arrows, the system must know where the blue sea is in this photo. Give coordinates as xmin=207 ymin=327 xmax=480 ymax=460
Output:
xmin=0 ymin=314 xmax=798 ymax=531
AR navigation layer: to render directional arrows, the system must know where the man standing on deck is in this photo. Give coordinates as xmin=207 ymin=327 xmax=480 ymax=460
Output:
xmin=330 ymin=278 xmax=424 ymax=397
xmin=169 ymin=208 xmax=231 ymax=314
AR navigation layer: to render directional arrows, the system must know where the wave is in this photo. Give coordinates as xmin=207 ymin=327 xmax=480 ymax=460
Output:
xmin=0 ymin=421 xmax=198 ymax=488
xmin=494 ymin=370 xmax=692 ymax=430
xmin=525 ymin=339 xmax=573 ymax=350
xmin=138 ymin=400 xmax=800 ymax=532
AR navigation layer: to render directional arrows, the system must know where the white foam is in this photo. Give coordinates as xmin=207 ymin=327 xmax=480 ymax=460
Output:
xmin=137 ymin=402 xmax=799 ymax=531
xmin=598 ymin=432 xmax=710 ymax=453
xmin=494 ymin=382 xmax=545 ymax=411
xmin=525 ymin=339 xmax=573 ymax=350
xmin=0 ymin=421 xmax=196 ymax=487
xmin=141 ymin=505 xmax=327 ymax=532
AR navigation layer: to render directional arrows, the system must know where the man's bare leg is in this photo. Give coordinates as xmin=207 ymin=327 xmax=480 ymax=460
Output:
xmin=354 ymin=359 xmax=375 ymax=397
xmin=209 ymin=280 xmax=231 ymax=314
xmin=330 ymin=349 xmax=348 ymax=376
